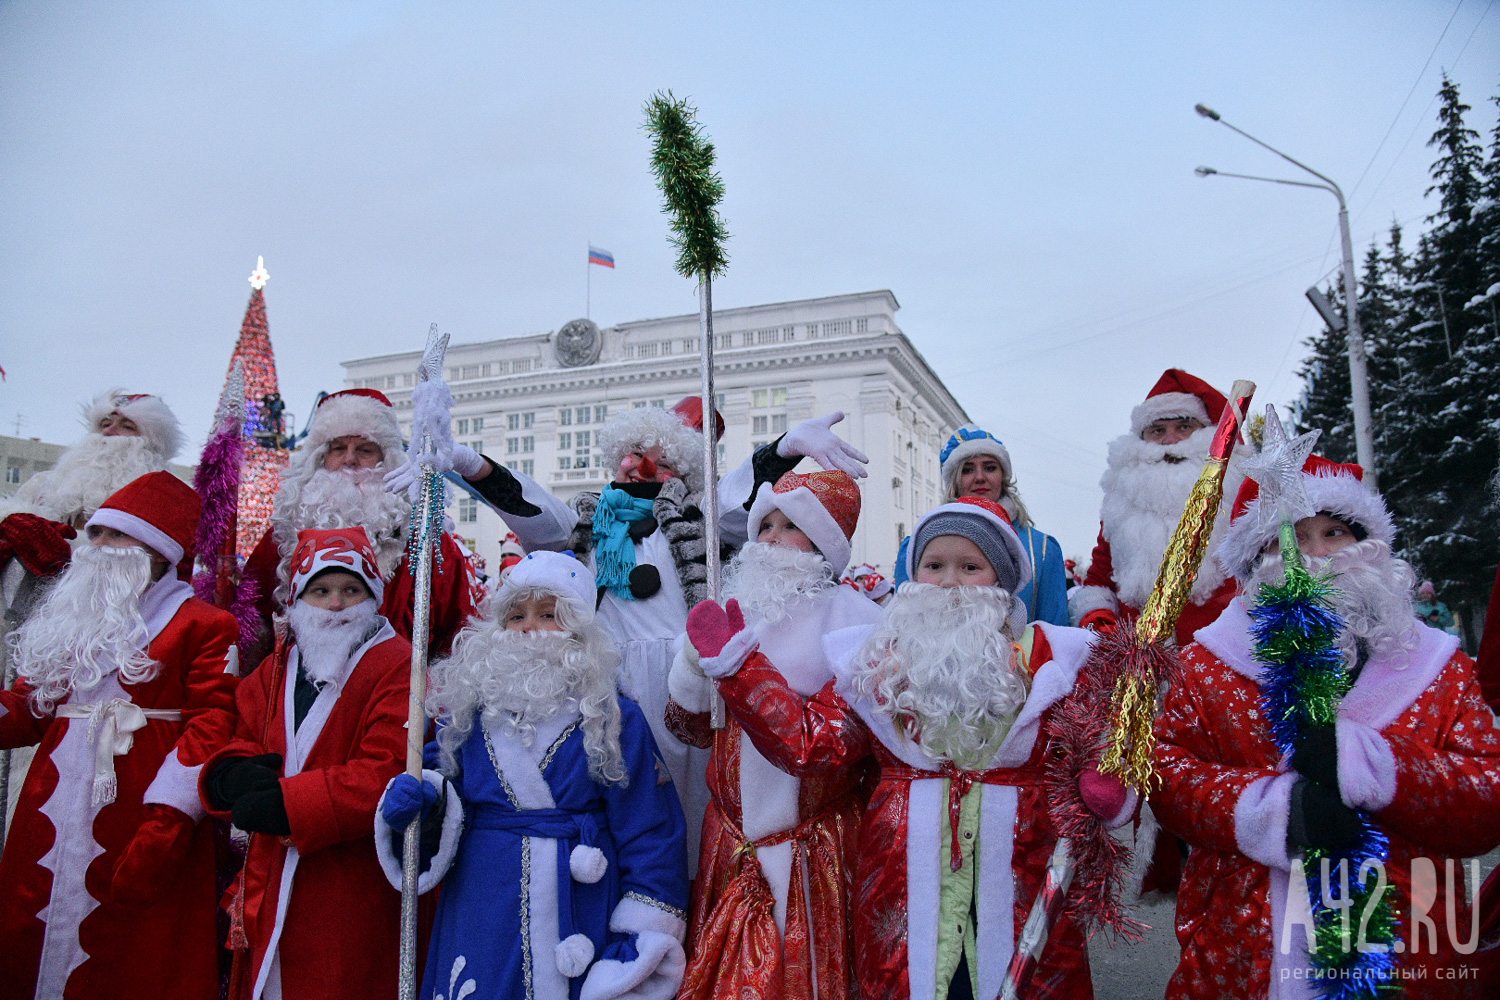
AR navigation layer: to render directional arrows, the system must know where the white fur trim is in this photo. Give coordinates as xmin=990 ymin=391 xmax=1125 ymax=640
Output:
xmin=1233 ymin=771 xmax=1297 ymax=872
xmin=905 ymin=500 xmax=1032 ymax=593
xmin=495 ymin=550 xmax=597 ymax=624
xmin=596 ymin=406 xmax=704 ymax=491
xmin=905 ymin=776 xmax=943 ymax=1000
xmin=304 ymin=393 xmax=406 ymax=466
xmin=373 ymin=770 xmax=464 ymax=894
xmin=579 ymin=930 xmax=685 ymax=1000
xmin=975 ymin=782 xmax=1020 ymax=997
xmin=746 ymin=485 xmax=852 ymax=578
xmin=1067 ymin=584 xmax=1118 ymax=625
xmin=483 ymin=717 xmax=562 ymax=810
xmin=699 ymin=626 xmax=760 ymax=680
xmin=666 ymin=643 xmax=713 ymax=715
xmin=570 ymin=844 xmax=608 ymax=884
xmin=1127 ymin=802 xmax=1163 ymax=902
xmin=1129 ymin=391 xmax=1210 ymax=437
xmin=1335 ymin=719 xmax=1397 ymax=813
xmin=83 ymin=390 xmax=184 ymax=460
xmin=556 ymin=933 xmax=596 ymax=978
xmin=142 ymin=748 xmax=206 ymax=822
xmin=1215 ymin=470 xmax=1396 ymax=583
xmin=608 ymin=895 xmax=687 ymax=941
xmin=84 ymin=507 xmax=183 ymax=565
xmin=939 ymin=434 xmax=1012 ymax=490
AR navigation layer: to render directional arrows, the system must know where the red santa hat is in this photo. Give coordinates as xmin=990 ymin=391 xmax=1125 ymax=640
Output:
xmin=1214 ymin=454 xmax=1396 ymax=582
xmin=303 ymin=388 xmax=407 ymax=465
xmin=597 ymin=395 xmax=724 ymax=490
xmin=1129 ymin=369 xmax=1228 ymax=438
xmin=492 ymin=549 xmax=598 ymax=624
xmin=497 ymin=532 xmax=526 ymax=579
xmin=841 ymin=562 xmax=893 ymax=601
xmin=288 ymin=526 xmax=386 ymax=603
xmin=85 ymin=471 xmax=200 ymax=577
xmin=82 ymin=390 xmax=185 ymax=460
xmin=747 ymin=469 xmax=862 ymax=577
xmin=905 ymin=496 xmax=1032 ymax=594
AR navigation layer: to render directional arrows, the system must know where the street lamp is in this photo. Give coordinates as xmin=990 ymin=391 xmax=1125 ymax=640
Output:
xmin=1194 ymin=104 xmax=1378 ymax=488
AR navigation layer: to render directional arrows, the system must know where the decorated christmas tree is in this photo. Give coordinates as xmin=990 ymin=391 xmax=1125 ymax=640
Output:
xmin=226 ymin=257 xmax=287 ymax=556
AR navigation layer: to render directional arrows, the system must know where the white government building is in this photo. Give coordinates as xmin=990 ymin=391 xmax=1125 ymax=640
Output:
xmin=341 ymin=290 xmax=968 ymax=578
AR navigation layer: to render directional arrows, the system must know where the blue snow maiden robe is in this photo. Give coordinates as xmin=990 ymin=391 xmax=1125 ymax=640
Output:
xmin=377 ymin=697 xmax=690 ymax=1000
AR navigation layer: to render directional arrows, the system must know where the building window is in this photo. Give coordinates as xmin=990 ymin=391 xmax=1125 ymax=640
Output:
xmin=714 ymin=393 xmax=726 ymax=409
xmin=469 ymin=440 xmax=483 ymax=452
xmin=575 ymin=407 xmax=590 ymax=425
xmin=558 ymin=409 xmax=572 ymax=426
xmin=856 ymin=317 xmax=868 ymax=332
xmin=523 ymin=412 xmax=534 ymax=429
xmin=507 ymin=437 xmax=520 ymax=454
xmin=456 ymin=419 xmax=469 ymax=435
xmin=752 ymin=389 xmax=768 ymax=408
xmin=558 ymin=457 xmax=573 ymax=471
xmin=403 ymin=373 xmax=415 ymax=387
xmin=752 ymin=440 xmax=768 ymax=451
xmin=771 ymin=387 xmax=787 ymax=406
xmin=521 ymin=459 xmax=534 ymax=476
xmin=633 ymin=401 xmax=646 ymax=409
xmin=715 ymin=333 xmax=731 ymax=350
xmin=559 ymin=432 xmax=572 ymax=450
xmin=460 ymin=364 xmax=482 ymax=380
xmin=594 ymin=405 xmax=608 ymax=423
xmin=521 ymin=436 xmax=534 ymax=453
xmin=681 ymin=338 xmax=698 ymax=353
xmin=5 ymin=463 xmax=21 ymax=485
xmin=638 ymin=342 xmax=658 ymax=359
xmin=457 ymin=496 xmax=478 ymax=523
xmin=660 ymin=340 xmax=673 ymax=355
xmin=513 ymin=359 xmax=533 ymax=373
xmin=753 ymin=416 xmax=768 ymax=435
xmin=623 ymin=345 xmax=636 ymax=360
xmin=472 ymin=417 xmax=484 ymax=432
xmin=650 ymin=399 xmax=665 ymax=408
xmin=576 ymin=430 xmax=590 ymax=448
xmin=771 ymin=414 xmax=788 ymax=433
xmin=508 ymin=414 xmax=521 ymax=431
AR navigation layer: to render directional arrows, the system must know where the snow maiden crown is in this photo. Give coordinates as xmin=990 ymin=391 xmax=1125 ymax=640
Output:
xmin=747 ymin=469 xmax=862 ymax=576
xmin=938 ymin=424 xmax=1013 ymax=494
xmin=491 ymin=549 xmax=598 ymax=624
xmin=289 ymin=526 xmax=386 ymax=603
xmin=1214 ymin=453 xmax=1394 ymax=583
xmin=1129 ymin=368 xmax=1227 ymax=438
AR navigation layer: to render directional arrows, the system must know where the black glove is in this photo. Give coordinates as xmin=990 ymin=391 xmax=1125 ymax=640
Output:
xmin=207 ymin=754 xmax=284 ymax=811
xmin=1287 ymin=779 xmax=1363 ymax=854
xmin=232 ymin=785 xmax=292 ymax=836
xmin=467 ymin=459 xmax=542 ymax=517
xmin=1292 ymin=720 xmax=1339 ymax=789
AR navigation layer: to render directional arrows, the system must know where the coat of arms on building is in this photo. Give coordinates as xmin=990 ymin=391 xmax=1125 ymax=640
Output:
xmin=554 ymin=318 xmax=602 ymax=367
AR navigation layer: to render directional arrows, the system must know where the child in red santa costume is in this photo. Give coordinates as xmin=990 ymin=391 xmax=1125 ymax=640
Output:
xmin=201 ymin=526 xmax=414 ymax=1000
xmin=1152 ymin=452 xmax=1500 ymax=999
xmin=688 ymin=497 xmax=1133 ymax=1000
xmin=0 ymin=471 xmax=239 ymax=1000
xmin=665 ymin=469 xmax=883 ymax=1000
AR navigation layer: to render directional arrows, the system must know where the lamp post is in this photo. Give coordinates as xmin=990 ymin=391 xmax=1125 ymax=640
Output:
xmin=1194 ymin=104 xmax=1378 ymax=488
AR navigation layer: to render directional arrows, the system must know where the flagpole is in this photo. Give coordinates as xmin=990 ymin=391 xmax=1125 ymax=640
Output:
xmin=586 ymin=245 xmax=591 ymax=320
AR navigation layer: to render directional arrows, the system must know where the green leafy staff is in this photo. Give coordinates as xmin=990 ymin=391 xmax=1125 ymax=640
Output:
xmin=643 ymin=91 xmax=731 ymax=726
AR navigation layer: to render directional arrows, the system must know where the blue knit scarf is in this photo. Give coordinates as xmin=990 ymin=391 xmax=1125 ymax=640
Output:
xmin=592 ymin=486 xmax=656 ymax=598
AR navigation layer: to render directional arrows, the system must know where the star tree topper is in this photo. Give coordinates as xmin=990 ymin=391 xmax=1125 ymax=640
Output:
xmin=1241 ymin=405 xmax=1320 ymax=533
xmin=248 ymin=255 xmax=270 ymax=291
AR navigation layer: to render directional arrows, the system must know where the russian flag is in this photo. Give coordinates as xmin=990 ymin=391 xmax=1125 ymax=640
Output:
xmin=588 ymin=245 xmax=615 ymax=269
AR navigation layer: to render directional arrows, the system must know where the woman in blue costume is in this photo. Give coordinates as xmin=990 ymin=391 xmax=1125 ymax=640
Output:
xmin=893 ymin=425 xmax=1069 ymax=625
xmin=378 ymin=550 xmax=689 ymax=1000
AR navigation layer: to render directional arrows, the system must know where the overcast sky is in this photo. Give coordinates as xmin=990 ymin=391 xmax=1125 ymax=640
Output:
xmin=2 ymin=1 xmax=1496 ymax=560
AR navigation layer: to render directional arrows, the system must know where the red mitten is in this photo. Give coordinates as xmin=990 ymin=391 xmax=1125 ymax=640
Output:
xmin=1078 ymin=608 xmax=1118 ymax=633
xmin=1078 ymin=767 xmax=1128 ymax=821
xmin=686 ymin=598 xmax=746 ymax=659
xmin=111 ymin=804 xmax=198 ymax=908
xmin=0 ymin=513 xmax=77 ymax=577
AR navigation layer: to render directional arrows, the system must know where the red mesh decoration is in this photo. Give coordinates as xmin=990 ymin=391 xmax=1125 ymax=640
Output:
xmin=226 ymin=287 xmax=288 ymax=556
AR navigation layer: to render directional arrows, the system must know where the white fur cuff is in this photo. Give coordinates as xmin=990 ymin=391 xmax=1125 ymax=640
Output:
xmin=1234 ymin=771 xmax=1297 ymax=872
xmin=143 ymin=748 xmax=207 ymax=822
xmin=557 ymin=933 xmax=596 ymax=978
xmin=609 ymin=895 xmax=687 ymax=942
xmin=1335 ymin=718 xmax=1398 ymax=813
xmin=667 ymin=645 xmax=713 ymax=714
xmin=699 ymin=628 xmax=759 ymax=680
xmin=1068 ymin=584 xmax=1118 ymax=626
xmin=373 ymin=769 xmax=464 ymax=895
xmin=579 ymin=930 xmax=686 ymax=1000
xmin=571 ymin=844 xmax=608 ymax=884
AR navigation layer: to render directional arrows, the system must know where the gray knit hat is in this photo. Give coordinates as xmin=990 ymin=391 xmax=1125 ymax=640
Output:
xmin=908 ymin=498 xmax=1030 ymax=593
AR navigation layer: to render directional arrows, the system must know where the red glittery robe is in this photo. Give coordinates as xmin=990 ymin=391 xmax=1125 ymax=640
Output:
xmin=1153 ymin=600 xmax=1500 ymax=1000
xmin=716 ymin=621 xmax=1100 ymax=1000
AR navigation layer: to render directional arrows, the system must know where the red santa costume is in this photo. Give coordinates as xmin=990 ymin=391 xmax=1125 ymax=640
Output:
xmin=244 ymin=388 xmax=480 ymax=660
xmin=0 ymin=471 xmax=239 ymax=1000
xmin=1069 ymin=369 xmax=1247 ymax=647
xmin=202 ymin=526 xmax=414 ymax=1000
xmin=1152 ymin=457 xmax=1500 ymax=999
xmin=666 ymin=470 xmax=883 ymax=1000
xmin=698 ymin=498 xmax=1130 ymax=1000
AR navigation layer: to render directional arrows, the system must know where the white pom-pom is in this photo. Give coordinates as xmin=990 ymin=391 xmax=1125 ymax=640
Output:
xmin=570 ymin=844 xmax=608 ymax=884
xmin=556 ymin=933 xmax=595 ymax=977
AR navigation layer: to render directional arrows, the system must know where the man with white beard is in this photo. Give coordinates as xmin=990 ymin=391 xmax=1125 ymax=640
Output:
xmin=1069 ymin=368 xmax=1248 ymax=647
xmin=1152 ymin=455 xmax=1500 ymax=999
xmin=690 ymin=497 xmax=1133 ymax=1000
xmin=244 ymin=388 xmax=484 ymax=660
xmin=201 ymin=526 xmax=412 ymax=1000
xmin=377 ymin=550 xmax=689 ymax=1000
xmin=1 ymin=390 xmax=183 ymax=621
xmin=663 ymin=469 xmax=882 ymax=1000
xmin=0 ymin=471 xmax=239 ymax=1000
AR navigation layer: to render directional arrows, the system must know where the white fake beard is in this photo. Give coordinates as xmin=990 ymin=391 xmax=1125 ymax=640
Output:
xmin=1248 ymin=538 xmax=1419 ymax=666
xmin=0 ymin=433 xmax=161 ymax=526
xmin=10 ymin=544 xmax=158 ymax=715
xmin=272 ymin=467 xmax=407 ymax=598
xmin=723 ymin=542 xmax=835 ymax=625
xmin=1098 ymin=425 xmax=1243 ymax=607
xmin=288 ymin=600 xmax=380 ymax=687
xmin=848 ymin=583 xmax=1029 ymax=766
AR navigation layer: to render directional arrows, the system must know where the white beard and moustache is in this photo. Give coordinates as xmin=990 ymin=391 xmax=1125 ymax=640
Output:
xmin=288 ymin=600 xmax=381 ymax=687
xmin=1248 ymin=538 xmax=1420 ymax=666
xmin=1098 ymin=425 xmax=1246 ymax=607
xmin=9 ymin=544 xmax=158 ymax=716
xmin=723 ymin=542 xmax=835 ymax=625
xmin=428 ymin=616 xmax=626 ymax=785
xmin=848 ymin=583 xmax=1030 ymax=768
xmin=0 ymin=434 xmax=162 ymax=526
xmin=272 ymin=467 xmax=407 ymax=602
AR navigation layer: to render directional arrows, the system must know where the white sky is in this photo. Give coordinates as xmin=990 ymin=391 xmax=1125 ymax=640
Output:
xmin=2 ymin=1 xmax=1496 ymax=560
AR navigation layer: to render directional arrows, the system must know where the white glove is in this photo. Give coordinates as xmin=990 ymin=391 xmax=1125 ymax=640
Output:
xmin=777 ymin=411 xmax=869 ymax=479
